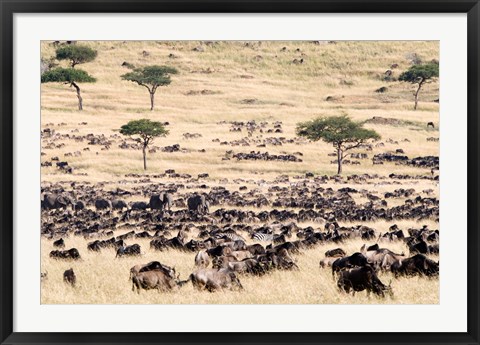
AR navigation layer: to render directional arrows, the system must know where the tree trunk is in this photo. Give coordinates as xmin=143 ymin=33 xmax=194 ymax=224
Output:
xmin=414 ymin=79 xmax=425 ymax=110
xmin=337 ymin=146 xmax=343 ymax=174
xmin=142 ymin=145 xmax=147 ymax=170
xmin=71 ymin=82 xmax=83 ymax=110
xmin=150 ymin=92 xmax=155 ymax=111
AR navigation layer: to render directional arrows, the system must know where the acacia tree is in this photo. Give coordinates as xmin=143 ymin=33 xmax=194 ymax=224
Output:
xmin=296 ymin=116 xmax=380 ymax=174
xmin=399 ymin=62 xmax=439 ymax=110
xmin=41 ymin=68 xmax=96 ymax=110
xmin=119 ymin=119 xmax=169 ymax=170
xmin=41 ymin=45 xmax=97 ymax=110
xmin=121 ymin=65 xmax=178 ymax=111
xmin=55 ymin=45 xmax=97 ymax=68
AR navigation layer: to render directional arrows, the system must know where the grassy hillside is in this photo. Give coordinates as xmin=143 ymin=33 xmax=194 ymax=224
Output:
xmin=41 ymin=40 xmax=439 ymax=182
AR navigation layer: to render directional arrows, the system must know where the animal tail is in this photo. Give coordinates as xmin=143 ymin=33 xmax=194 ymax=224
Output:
xmin=177 ymin=274 xmax=192 ymax=287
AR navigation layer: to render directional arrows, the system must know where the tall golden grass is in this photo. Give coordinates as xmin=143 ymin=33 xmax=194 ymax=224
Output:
xmin=41 ymin=220 xmax=439 ymax=305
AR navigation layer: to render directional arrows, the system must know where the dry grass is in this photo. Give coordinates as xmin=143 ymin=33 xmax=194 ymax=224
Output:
xmin=41 ymin=41 xmax=439 ymax=304
xmin=41 ymin=221 xmax=439 ymax=305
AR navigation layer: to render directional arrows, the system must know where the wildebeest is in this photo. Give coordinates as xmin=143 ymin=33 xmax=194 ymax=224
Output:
xmin=187 ymin=194 xmax=209 ymax=214
xmin=130 ymin=261 xmax=176 ymax=280
xmin=63 ymin=268 xmax=76 ymax=286
xmin=427 ymin=122 xmax=435 ymax=128
xmin=361 ymin=244 xmax=405 ymax=271
xmin=131 ymin=270 xmax=179 ymax=293
xmin=149 ymin=193 xmax=174 ymax=211
xmin=320 ymin=256 xmax=345 ymax=268
xmin=116 ymin=244 xmax=141 ymax=258
xmin=216 ymin=257 xmax=266 ymax=275
xmin=391 ymin=254 xmax=439 ymax=277
xmin=129 ymin=201 xmax=148 ymax=211
xmin=194 ymin=250 xmax=211 ymax=268
xmin=53 ymin=238 xmax=65 ymax=248
xmin=408 ymin=240 xmax=430 ymax=255
xmin=112 ymin=199 xmax=128 ymax=211
xmin=185 ymin=268 xmax=243 ymax=292
xmin=258 ymin=248 xmax=299 ymax=270
xmin=247 ymin=243 xmax=266 ymax=255
xmin=49 ymin=248 xmax=81 ymax=260
xmin=42 ymin=193 xmax=74 ymax=210
xmin=337 ymin=265 xmax=392 ymax=297
xmin=95 ymin=198 xmax=112 ymax=210
xmin=332 ymin=252 xmax=368 ymax=277
xmin=74 ymin=200 xmax=85 ymax=210
xmin=325 ymin=248 xmax=346 ymax=257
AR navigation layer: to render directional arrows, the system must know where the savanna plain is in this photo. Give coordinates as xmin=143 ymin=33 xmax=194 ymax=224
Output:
xmin=41 ymin=40 xmax=439 ymax=304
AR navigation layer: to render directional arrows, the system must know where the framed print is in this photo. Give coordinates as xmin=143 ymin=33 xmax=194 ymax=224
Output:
xmin=1 ymin=1 xmax=479 ymax=345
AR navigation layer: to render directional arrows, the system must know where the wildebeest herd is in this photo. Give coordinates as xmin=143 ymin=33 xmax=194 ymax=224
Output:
xmin=41 ymin=170 xmax=439 ymax=300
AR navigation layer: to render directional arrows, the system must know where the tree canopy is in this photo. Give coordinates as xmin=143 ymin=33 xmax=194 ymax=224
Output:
xmin=121 ymin=65 xmax=178 ymax=110
xmin=120 ymin=119 xmax=169 ymax=139
xmin=55 ymin=45 xmax=98 ymax=67
xmin=121 ymin=65 xmax=178 ymax=88
xmin=119 ymin=119 xmax=169 ymax=170
xmin=398 ymin=62 xmax=439 ymax=84
xmin=296 ymin=115 xmax=380 ymax=174
xmin=399 ymin=62 xmax=439 ymax=110
xmin=41 ymin=67 xmax=96 ymax=83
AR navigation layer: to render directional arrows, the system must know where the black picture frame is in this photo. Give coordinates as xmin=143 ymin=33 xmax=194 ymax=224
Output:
xmin=1 ymin=1 xmax=479 ymax=344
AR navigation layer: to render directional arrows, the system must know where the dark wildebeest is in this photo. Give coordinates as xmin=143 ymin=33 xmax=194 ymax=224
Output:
xmin=49 ymin=248 xmax=81 ymax=260
xmin=427 ymin=122 xmax=435 ymax=128
xmin=185 ymin=268 xmax=243 ymax=292
xmin=130 ymin=261 xmax=176 ymax=280
xmin=74 ymin=201 xmax=85 ymax=211
xmin=130 ymin=201 xmax=148 ymax=211
xmin=187 ymin=194 xmax=209 ymax=214
xmin=149 ymin=193 xmax=174 ymax=211
xmin=325 ymin=248 xmax=346 ymax=257
xmin=42 ymin=193 xmax=74 ymax=210
xmin=260 ymin=248 xmax=299 ymax=270
xmin=87 ymin=240 xmax=102 ymax=252
xmin=63 ymin=268 xmax=76 ymax=286
xmin=408 ymin=240 xmax=430 ymax=255
xmin=207 ymin=245 xmax=233 ymax=258
xmin=247 ymin=243 xmax=266 ymax=255
xmin=116 ymin=244 xmax=141 ymax=258
xmin=95 ymin=198 xmax=112 ymax=210
xmin=331 ymin=252 xmax=368 ymax=277
xmin=337 ymin=265 xmax=392 ymax=297
xmin=53 ymin=238 xmax=65 ymax=248
xmin=390 ymin=254 xmax=439 ymax=277
xmin=112 ymin=199 xmax=128 ymax=211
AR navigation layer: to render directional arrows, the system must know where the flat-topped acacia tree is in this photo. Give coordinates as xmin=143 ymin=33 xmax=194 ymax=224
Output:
xmin=296 ymin=115 xmax=380 ymax=174
xmin=41 ymin=68 xmax=96 ymax=110
xmin=119 ymin=119 xmax=169 ymax=170
xmin=121 ymin=65 xmax=178 ymax=111
xmin=55 ymin=45 xmax=98 ymax=68
xmin=41 ymin=45 xmax=97 ymax=110
xmin=399 ymin=62 xmax=439 ymax=110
